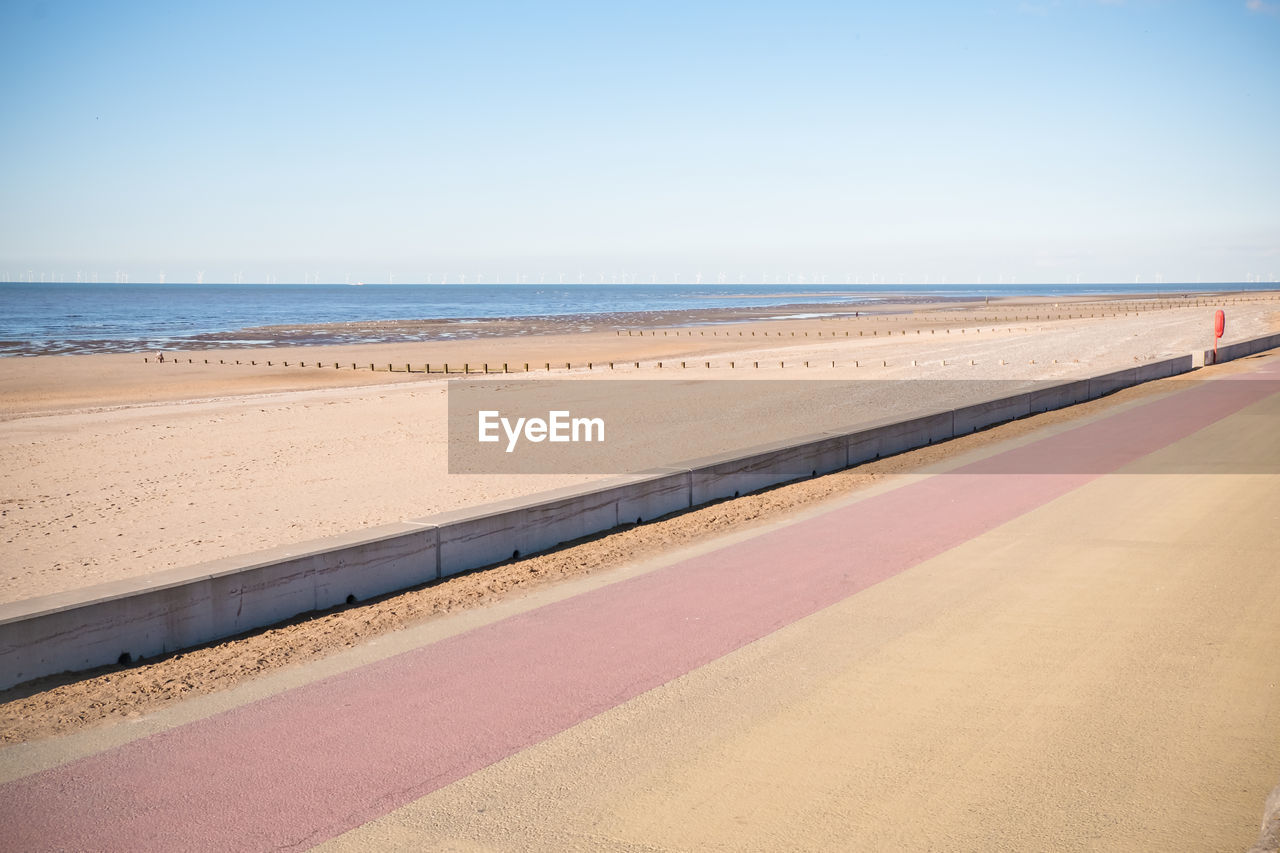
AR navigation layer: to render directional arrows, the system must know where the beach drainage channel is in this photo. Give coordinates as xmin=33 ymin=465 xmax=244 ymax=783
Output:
xmin=2 ymin=335 xmax=1278 ymax=692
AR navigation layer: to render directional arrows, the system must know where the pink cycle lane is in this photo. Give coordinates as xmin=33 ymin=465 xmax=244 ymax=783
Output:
xmin=1 ymin=369 xmax=1277 ymax=852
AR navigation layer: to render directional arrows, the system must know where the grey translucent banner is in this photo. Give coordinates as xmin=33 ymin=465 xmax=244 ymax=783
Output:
xmin=446 ymin=378 xmax=1280 ymax=476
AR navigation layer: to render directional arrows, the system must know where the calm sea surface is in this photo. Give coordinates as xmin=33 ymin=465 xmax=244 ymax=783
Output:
xmin=0 ymin=282 xmax=1271 ymax=355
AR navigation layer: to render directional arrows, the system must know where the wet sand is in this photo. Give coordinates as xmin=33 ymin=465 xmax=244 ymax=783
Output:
xmin=0 ymin=295 xmax=932 ymax=355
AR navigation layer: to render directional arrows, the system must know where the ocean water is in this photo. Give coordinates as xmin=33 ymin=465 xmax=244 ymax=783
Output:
xmin=0 ymin=281 xmax=1271 ymax=355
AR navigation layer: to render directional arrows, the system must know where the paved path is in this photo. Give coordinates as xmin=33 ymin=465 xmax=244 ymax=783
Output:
xmin=2 ymin=357 xmax=1278 ymax=851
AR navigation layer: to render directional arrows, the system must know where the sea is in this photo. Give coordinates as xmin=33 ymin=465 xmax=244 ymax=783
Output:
xmin=0 ymin=281 xmax=1273 ymax=356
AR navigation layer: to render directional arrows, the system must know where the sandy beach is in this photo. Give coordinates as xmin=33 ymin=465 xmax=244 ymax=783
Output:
xmin=2 ymin=292 xmax=1277 ymax=605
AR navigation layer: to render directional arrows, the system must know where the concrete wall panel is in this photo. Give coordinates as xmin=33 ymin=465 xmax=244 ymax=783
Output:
xmin=687 ymin=434 xmax=848 ymax=505
xmin=427 ymin=472 xmax=691 ymax=578
xmin=844 ymin=410 xmax=954 ymax=466
xmin=1029 ymin=380 xmax=1091 ymax=414
xmin=953 ymin=393 xmax=1032 ymax=434
xmin=1135 ymin=355 xmax=1193 ymax=382
xmin=614 ymin=468 xmax=691 ymax=525
xmin=1213 ymin=332 xmax=1280 ymax=364
xmin=431 ymin=485 xmax=619 ymax=578
xmin=1088 ymin=367 xmax=1139 ymax=399
xmin=0 ymin=523 xmax=438 ymax=691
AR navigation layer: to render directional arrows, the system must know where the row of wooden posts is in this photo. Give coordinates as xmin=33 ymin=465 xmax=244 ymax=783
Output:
xmin=615 ymin=301 xmax=1277 ymax=338
xmin=145 ymin=355 xmax=1105 ymax=371
xmin=621 ymin=327 xmax=1032 ymax=338
xmin=145 ymin=325 xmax=1043 ymax=371
xmin=143 ymin=295 xmax=1273 ymax=372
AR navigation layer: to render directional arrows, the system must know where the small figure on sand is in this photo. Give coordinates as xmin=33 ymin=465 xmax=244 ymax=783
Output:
xmin=157 ymin=352 xmax=165 ymax=363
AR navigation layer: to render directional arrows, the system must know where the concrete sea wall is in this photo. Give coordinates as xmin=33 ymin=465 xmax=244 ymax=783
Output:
xmin=2 ymin=341 xmax=1272 ymax=689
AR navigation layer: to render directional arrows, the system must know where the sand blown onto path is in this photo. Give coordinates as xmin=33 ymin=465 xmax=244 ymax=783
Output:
xmin=1 ymin=295 xmax=1277 ymax=604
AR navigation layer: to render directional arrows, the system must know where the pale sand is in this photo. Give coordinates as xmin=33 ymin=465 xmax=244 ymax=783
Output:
xmin=1 ymin=294 xmax=1277 ymax=604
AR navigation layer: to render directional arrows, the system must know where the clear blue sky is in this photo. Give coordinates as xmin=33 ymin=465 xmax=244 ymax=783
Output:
xmin=1 ymin=0 xmax=1277 ymax=284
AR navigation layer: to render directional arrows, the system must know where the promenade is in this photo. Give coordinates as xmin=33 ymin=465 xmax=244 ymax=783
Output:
xmin=2 ymin=351 xmax=1277 ymax=852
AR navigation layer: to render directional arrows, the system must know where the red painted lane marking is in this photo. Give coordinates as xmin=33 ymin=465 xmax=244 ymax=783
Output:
xmin=969 ymin=378 xmax=1280 ymax=475
xmin=1 ymin=376 xmax=1275 ymax=852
